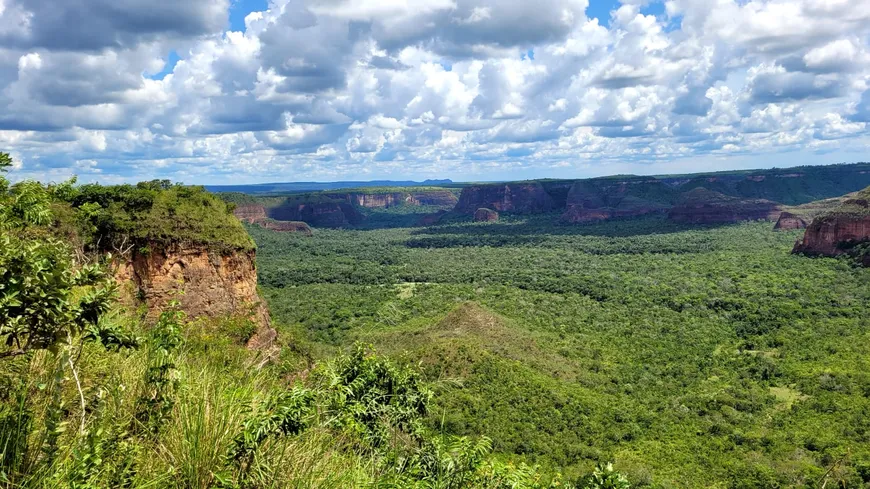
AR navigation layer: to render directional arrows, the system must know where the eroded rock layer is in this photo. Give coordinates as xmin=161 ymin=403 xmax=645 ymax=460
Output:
xmin=474 ymin=208 xmax=499 ymax=222
xmin=668 ymin=188 xmax=781 ymax=224
xmin=793 ymin=193 xmax=870 ymax=265
xmin=455 ymin=183 xmax=556 ymax=214
xmin=114 ymin=243 xmax=275 ymax=348
xmin=773 ymin=212 xmax=808 ymax=230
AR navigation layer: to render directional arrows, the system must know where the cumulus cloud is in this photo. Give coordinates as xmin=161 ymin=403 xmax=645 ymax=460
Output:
xmin=0 ymin=0 xmax=868 ymax=183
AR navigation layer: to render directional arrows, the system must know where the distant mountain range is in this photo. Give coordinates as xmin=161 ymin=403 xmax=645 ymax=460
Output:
xmin=205 ymin=179 xmax=454 ymax=194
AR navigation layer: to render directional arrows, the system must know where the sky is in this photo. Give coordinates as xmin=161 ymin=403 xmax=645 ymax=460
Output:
xmin=1 ymin=0 xmax=869 ymax=184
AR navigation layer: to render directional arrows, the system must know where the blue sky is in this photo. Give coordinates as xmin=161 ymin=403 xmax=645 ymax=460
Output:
xmin=1 ymin=0 xmax=869 ymax=184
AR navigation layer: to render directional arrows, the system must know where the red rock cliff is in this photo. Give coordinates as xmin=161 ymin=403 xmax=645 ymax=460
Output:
xmin=793 ymin=195 xmax=870 ymax=262
xmin=114 ymin=243 xmax=275 ymax=348
xmin=668 ymin=188 xmax=781 ymax=224
xmin=233 ymin=204 xmax=267 ymax=224
xmin=455 ymin=183 xmax=556 ymax=214
xmin=333 ymin=190 xmax=458 ymax=208
xmin=773 ymin=212 xmax=808 ymax=230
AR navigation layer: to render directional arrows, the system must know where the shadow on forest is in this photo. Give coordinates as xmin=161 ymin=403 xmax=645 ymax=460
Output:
xmin=403 ymin=214 xmax=734 ymax=249
xmin=412 ymin=214 xmax=726 ymax=237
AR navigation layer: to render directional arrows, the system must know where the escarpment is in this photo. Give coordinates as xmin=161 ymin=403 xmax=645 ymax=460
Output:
xmin=232 ymin=205 xmax=313 ymax=235
xmin=333 ymin=190 xmax=458 ymax=208
xmin=114 ymin=244 xmax=274 ymax=347
xmin=668 ymin=188 xmax=781 ymax=224
xmin=773 ymin=212 xmax=808 ymax=230
xmin=793 ymin=190 xmax=870 ymax=265
xmin=560 ymin=177 xmax=673 ymax=223
xmin=269 ymin=201 xmax=364 ymax=228
xmin=455 ymin=183 xmax=556 ymax=214
xmin=233 ymin=204 xmax=267 ymax=224
xmin=474 ymin=208 xmax=499 ymax=222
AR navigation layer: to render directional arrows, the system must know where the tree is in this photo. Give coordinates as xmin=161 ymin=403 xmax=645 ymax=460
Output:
xmin=0 ymin=153 xmax=118 ymax=359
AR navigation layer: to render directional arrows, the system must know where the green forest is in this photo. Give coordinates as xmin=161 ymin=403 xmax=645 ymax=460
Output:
xmin=2 ymin=156 xmax=870 ymax=488
xmin=252 ymin=209 xmax=870 ymax=487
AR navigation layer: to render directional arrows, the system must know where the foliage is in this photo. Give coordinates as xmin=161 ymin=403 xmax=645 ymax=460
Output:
xmin=66 ymin=180 xmax=255 ymax=253
xmin=316 ymin=343 xmax=432 ymax=448
xmin=254 ymin=211 xmax=870 ymax=486
xmin=580 ymin=463 xmax=631 ymax=489
xmin=136 ymin=301 xmax=184 ymax=435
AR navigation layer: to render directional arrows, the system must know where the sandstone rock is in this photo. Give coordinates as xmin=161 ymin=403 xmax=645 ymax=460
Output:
xmin=474 ymin=208 xmax=499 ymax=222
xmin=114 ymin=243 xmax=275 ymax=348
xmin=793 ymin=192 xmax=870 ymax=263
xmin=773 ymin=212 xmax=808 ymax=230
xmin=417 ymin=210 xmax=448 ymax=226
xmin=270 ymin=201 xmax=364 ymax=228
xmin=455 ymin=183 xmax=556 ymax=214
xmin=332 ymin=190 xmax=458 ymax=208
xmin=560 ymin=178 xmax=673 ymax=223
xmin=233 ymin=204 xmax=267 ymax=223
xmin=668 ymin=188 xmax=781 ymax=224
xmin=257 ymin=220 xmax=313 ymax=235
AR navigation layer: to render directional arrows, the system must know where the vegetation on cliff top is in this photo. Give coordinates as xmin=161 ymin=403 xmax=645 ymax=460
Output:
xmin=68 ymin=180 xmax=255 ymax=252
xmin=814 ymin=186 xmax=870 ymax=220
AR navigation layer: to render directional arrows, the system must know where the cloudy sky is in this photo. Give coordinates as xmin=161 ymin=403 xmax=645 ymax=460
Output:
xmin=1 ymin=0 xmax=869 ymax=184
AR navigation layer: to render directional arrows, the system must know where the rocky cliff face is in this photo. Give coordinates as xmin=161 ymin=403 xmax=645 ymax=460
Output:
xmin=114 ymin=243 xmax=275 ymax=348
xmin=333 ymin=190 xmax=458 ymax=208
xmin=417 ymin=210 xmax=448 ymax=226
xmin=258 ymin=220 xmax=313 ymax=235
xmin=560 ymin=178 xmax=673 ymax=223
xmin=232 ymin=205 xmax=313 ymax=235
xmin=270 ymin=202 xmax=364 ymax=228
xmin=455 ymin=183 xmax=556 ymax=214
xmin=793 ymin=194 xmax=870 ymax=263
xmin=773 ymin=212 xmax=808 ymax=230
xmin=794 ymin=216 xmax=870 ymax=257
xmin=233 ymin=204 xmax=267 ymax=224
xmin=668 ymin=188 xmax=781 ymax=224
xmin=474 ymin=208 xmax=499 ymax=222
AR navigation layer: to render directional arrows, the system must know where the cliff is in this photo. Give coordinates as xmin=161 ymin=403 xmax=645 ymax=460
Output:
xmin=233 ymin=204 xmax=267 ymax=224
xmin=269 ymin=201 xmax=364 ymax=228
xmin=257 ymin=220 xmax=313 ymax=235
xmin=773 ymin=212 xmax=808 ymax=230
xmin=561 ymin=177 xmax=674 ymax=223
xmin=114 ymin=243 xmax=274 ymax=348
xmin=668 ymin=188 xmax=781 ymax=224
xmin=417 ymin=210 xmax=448 ymax=226
xmin=332 ymin=190 xmax=458 ymax=208
xmin=455 ymin=183 xmax=556 ymax=214
xmin=474 ymin=208 xmax=499 ymax=222
xmin=232 ymin=205 xmax=313 ymax=235
xmin=793 ymin=190 xmax=870 ymax=264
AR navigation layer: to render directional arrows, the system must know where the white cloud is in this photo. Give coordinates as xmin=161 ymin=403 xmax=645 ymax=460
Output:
xmin=0 ymin=0 xmax=868 ymax=183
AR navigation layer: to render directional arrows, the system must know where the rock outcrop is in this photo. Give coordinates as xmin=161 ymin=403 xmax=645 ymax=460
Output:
xmin=773 ymin=212 xmax=808 ymax=230
xmin=258 ymin=220 xmax=313 ymax=235
xmin=417 ymin=210 xmax=448 ymax=226
xmin=474 ymin=208 xmax=499 ymax=222
xmin=668 ymin=188 xmax=781 ymax=224
xmin=455 ymin=183 xmax=556 ymax=214
xmin=560 ymin=178 xmax=674 ymax=223
xmin=333 ymin=190 xmax=458 ymax=208
xmin=232 ymin=205 xmax=314 ymax=234
xmin=233 ymin=204 xmax=267 ymax=224
xmin=114 ymin=243 xmax=275 ymax=348
xmin=793 ymin=192 xmax=870 ymax=265
xmin=270 ymin=202 xmax=364 ymax=228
